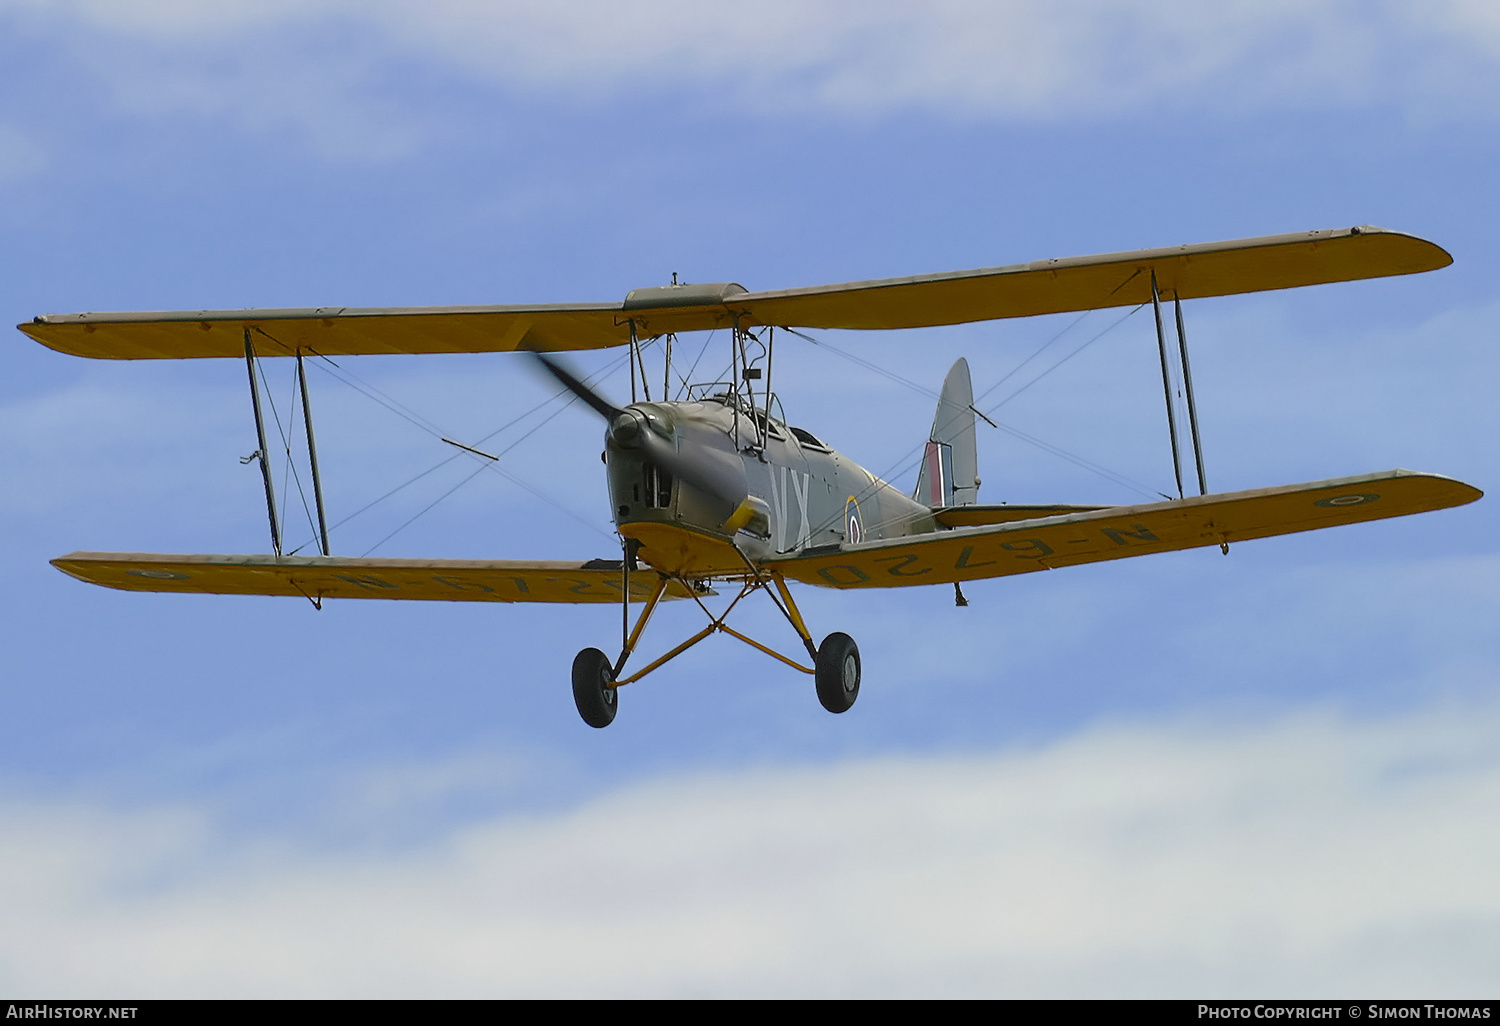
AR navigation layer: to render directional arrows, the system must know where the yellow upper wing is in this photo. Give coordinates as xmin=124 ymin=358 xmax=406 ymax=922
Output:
xmin=19 ymin=227 xmax=1448 ymax=359
xmin=52 ymin=553 xmax=706 ymax=603
xmin=19 ymin=304 xmax=629 ymax=361
xmin=769 ymin=470 xmax=1480 ymax=589
xmin=727 ymin=226 xmax=1448 ymax=333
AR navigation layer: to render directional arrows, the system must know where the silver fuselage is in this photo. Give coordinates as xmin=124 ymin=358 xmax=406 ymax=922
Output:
xmin=606 ymin=396 xmax=936 ymax=577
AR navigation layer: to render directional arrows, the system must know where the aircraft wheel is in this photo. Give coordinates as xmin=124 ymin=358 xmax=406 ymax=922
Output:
xmin=572 ymin=648 xmax=618 ymax=728
xmin=815 ymin=632 xmax=860 ymax=714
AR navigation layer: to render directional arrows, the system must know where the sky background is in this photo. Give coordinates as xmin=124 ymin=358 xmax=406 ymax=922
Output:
xmin=1 ymin=0 xmax=1498 ymax=998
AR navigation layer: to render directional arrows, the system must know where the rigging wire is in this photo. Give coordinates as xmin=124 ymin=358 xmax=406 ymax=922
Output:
xmin=978 ymin=303 xmax=1168 ymax=500
xmin=278 ymin=349 xmax=632 ymax=554
xmin=676 ymin=329 xmax=718 ymax=398
xmin=783 ymin=327 xmax=942 ymax=402
xmin=989 ymin=421 xmax=1168 ymax=501
xmin=359 ymin=387 xmax=614 ymax=556
xmin=980 ymin=304 xmax=1145 ymax=416
xmin=787 ymin=307 xmax=1165 ymax=542
xmin=252 ymin=329 xmax=451 ymax=441
xmin=360 ymin=460 xmax=494 ymax=557
xmin=971 ymin=309 xmax=1093 ymax=407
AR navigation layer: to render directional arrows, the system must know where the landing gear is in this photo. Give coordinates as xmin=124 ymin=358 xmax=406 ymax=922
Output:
xmin=570 ymin=566 xmax=861 ymax=726
xmin=815 ymin=632 xmax=860 ymax=714
xmin=572 ymin=647 xmax=617 ymax=728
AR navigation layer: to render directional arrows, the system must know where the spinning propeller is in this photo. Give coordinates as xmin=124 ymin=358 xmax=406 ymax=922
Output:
xmin=531 ymin=354 xmax=751 ymax=523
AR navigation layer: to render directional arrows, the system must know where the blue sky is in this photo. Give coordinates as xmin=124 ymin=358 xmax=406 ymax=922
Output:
xmin=2 ymin=1 xmax=1499 ymax=997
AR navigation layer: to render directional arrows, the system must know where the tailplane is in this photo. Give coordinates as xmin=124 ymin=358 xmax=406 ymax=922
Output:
xmin=914 ymin=357 xmax=980 ymax=507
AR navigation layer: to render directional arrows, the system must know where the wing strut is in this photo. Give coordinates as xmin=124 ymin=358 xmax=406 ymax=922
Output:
xmin=296 ymin=351 xmax=332 ymax=556
xmin=1150 ymin=272 xmax=1210 ymax=499
xmin=243 ymin=332 xmax=336 ymax=558
xmin=243 ymin=329 xmax=282 ymax=556
xmin=1150 ymin=271 xmax=1186 ymax=499
xmin=1175 ymin=294 xmax=1208 ymax=496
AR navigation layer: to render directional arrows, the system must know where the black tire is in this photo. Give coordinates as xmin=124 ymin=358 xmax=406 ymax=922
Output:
xmin=572 ymin=648 xmax=618 ymax=728
xmin=815 ymin=632 xmax=860 ymax=714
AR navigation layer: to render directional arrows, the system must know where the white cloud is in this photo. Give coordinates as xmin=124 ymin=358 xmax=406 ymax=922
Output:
xmin=100 ymin=47 xmax=419 ymax=162
xmin=362 ymin=0 xmax=1500 ymax=122
xmin=2 ymin=703 xmax=1498 ymax=997
xmin=1 ymin=0 xmax=417 ymax=161
xmin=6 ymin=0 xmax=1500 ymax=162
xmin=0 ymin=0 xmax=307 ymax=38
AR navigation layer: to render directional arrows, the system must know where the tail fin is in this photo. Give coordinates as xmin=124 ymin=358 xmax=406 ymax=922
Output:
xmin=914 ymin=358 xmax=980 ymax=508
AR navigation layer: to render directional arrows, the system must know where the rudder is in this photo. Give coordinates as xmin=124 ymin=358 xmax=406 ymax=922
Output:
xmin=914 ymin=358 xmax=979 ymax=507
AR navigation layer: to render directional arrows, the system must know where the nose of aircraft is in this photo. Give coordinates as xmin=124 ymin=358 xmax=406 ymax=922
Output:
xmin=609 ymin=410 xmax=643 ymax=446
xmin=531 ymin=352 xmax=751 ymax=521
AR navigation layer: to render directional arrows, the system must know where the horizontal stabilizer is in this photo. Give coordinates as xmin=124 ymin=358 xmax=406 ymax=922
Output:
xmin=20 ymin=227 xmax=1449 ymax=359
xmin=770 ymin=470 xmax=1481 ymax=589
xmin=51 ymin=553 xmax=708 ymax=604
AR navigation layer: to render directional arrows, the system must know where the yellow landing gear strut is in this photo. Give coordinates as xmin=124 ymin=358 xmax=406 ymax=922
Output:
xmin=569 ymin=557 xmax=860 ymax=728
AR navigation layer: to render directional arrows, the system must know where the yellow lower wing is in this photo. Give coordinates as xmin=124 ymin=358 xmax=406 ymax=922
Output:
xmin=932 ymin=504 xmax=1108 ymax=527
xmin=52 ymin=553 xmax=706 ymax=603
xmin=771 ymin=470 xmax=1481 ymax=589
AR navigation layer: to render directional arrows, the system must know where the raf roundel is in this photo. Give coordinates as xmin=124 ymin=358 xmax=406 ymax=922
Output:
xmin=1314 ymin=493 xmax=1380 ymax=508
xmin=845 ymin=496 xmax=864 ymax=545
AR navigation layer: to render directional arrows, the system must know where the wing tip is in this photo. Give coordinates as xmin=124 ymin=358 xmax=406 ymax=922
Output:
xmin=1355 ymin=226 xmax=1454 ymax=273
xmin=1390 ymin=469 xmax=1483 ymax=505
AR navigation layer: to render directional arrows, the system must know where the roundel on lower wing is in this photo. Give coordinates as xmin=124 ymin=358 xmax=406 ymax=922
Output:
xmin=1313 ymin=493 xmax=1380 ymax=508
xmin=845 ymin=496 xmax=863 ymax=544
xmin=128 ymin=568 xmax=190 ymax=580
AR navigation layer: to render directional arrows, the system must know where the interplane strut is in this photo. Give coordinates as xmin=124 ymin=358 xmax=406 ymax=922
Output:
xmin=1149 ymin=272 xmax=1209 ymax=500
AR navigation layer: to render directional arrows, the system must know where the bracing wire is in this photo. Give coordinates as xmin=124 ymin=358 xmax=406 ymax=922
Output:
xmin=787 ymin=308 xmax=1166 ymax=541
xmin=272 ymin=345 xmax=632 ymax=554
xmin=979 ymin=304 xmax=1145 ymax=417
xmin=971 ymin=309 xmax=1093 ymax=407
xmin=676 ymin=329 xmax=717 ymax=398
xmin=360 ymin=459 xmax=493 ymax=558
xmin=785 ymin=327 xmax=942 ymax=403
xmin=319 ymin=456 xmax=457 ymax=539
xmin=252 ymin=328 xmax=449 ymax=440
xmin=359 ymin=386 xmax=613 ymax=556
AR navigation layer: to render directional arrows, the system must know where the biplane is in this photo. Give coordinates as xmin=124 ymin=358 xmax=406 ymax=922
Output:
xmin=20 ymin=226 xmax=1482 ymax=728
